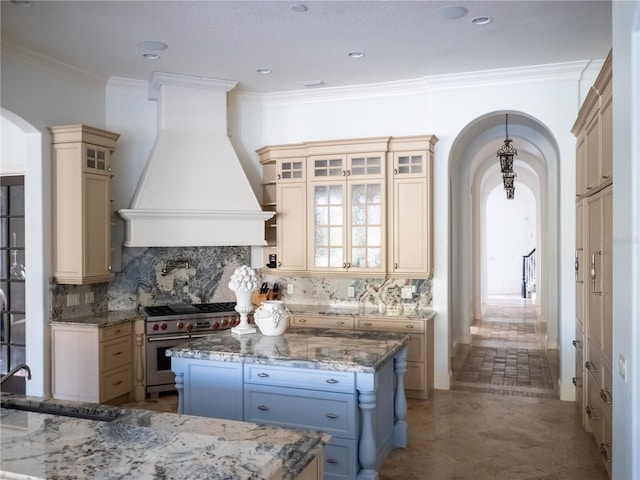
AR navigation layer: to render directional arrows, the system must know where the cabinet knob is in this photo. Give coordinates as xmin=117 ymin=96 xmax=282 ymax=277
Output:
xmin=394 ymin=263 xmax=398 ymax=269
xmin=394 ymin=168 xmax=398 ymax=175
xmin=277 ymin=261 xmax=281 ymax=267
xmin=572 ymin=377 xmax=581 ymax=387
xmin=342 ymin=170 xmax=347 ymax=176
xmin=107 ymin=166 xmax=112 ymax=172
xmin=585 ymin=405 xmax=600 ymax=420
xmin=600 ymin=443 xmax=611 ymax=463
xmin=326 ymin=378 xmax=338 ymax=384
xmin=602 ymin=175 xmax=610 ymax=179
xmin=585 ymin=361 xmax=599 ymax=373
xmin=572 ymin=340 xmax=581 ymax=348
xmin=277 ymin=174 xmax=281 ymax=180
xmin=600 ymin=388 xmax=612 ymax=404
xmin=257 ymin=372 xmax=270 ymax=378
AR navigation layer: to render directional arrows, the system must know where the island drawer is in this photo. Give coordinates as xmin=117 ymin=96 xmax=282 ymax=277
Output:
xmin=244 ymin=364 xmax=355 ymax=393
xmin=323 ymin=437 xmax=358 ymax=480
xmin=244 ymin=384 xmax=356 ymax=439
xmin=291 ymin=314 xmax=354 ymax=329
xmin=100 ymin=337 xmax=132 ymax=372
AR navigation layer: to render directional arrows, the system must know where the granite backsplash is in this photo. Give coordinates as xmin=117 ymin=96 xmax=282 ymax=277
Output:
xmin=51 ymin=246 xmax=432 ymax=319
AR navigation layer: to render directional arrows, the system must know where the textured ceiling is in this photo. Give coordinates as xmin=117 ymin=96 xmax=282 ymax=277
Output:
xmin=1 ymin=1 xmax=612 ymax=94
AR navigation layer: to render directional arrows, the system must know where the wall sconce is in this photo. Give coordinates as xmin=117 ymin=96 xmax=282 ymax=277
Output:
xmin=497 ymin=113 xmax=518 ymax=198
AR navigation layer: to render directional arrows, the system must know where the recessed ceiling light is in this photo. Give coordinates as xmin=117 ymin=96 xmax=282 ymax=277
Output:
xmin=435 ymin=6 xmax=468 ymax=20
xmin=257 ymin=68 xmax=272 ymax=75
xmin=347 ymin=51 xmax=364 ymax=59
xmin=290 ymin=4 xmax=307 ymax=12
xmin=142 ymin=53 xmax=160 ymax=60
xmin=138 ymin=40 xmax=168 ymax=51
xmin=300 ymin=80 xmax=325 ymax=88
xmin=471 ymin=16 xmax=492 ymax=26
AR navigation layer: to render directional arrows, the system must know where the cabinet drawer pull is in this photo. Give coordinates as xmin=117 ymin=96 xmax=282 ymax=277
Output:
xmin=112 ymin=351 xmax=123 ymax=356
xmin=572 ymin=377 xmax=581 ymax=387
xmin=590 ymin=251 xmax=603 ymax=296
xmin=337 ymin=321 xmax=345 ymax=325
xmin=600 ymin=388 xmax=612 ymax=404
xmin=363 ymin=323 xmax=372 ymax=327
xmin=298 ymin=318 xmax=306 ymax=322
xmin=257 ymin=405 xmax=269 ymax=411
xmin=326 ymin=458 xmax=338 ymax=464
xmin=326 ymin=413 xmax=338 ymax=419
xmin=585 ymin=361 xmax=599 ymax=373
xmin=112 ymin=380 xmax=123 ymax=386
xmin=277 ymin=174 xmax=281 ymax=180
xmin=393 ymin=168 xmax=398 ymax=175
xmin=405 ymin=325 xmax=414 ymax=329
xmin=257 ymin=373 xmax=270 ymax=378
xmin=394 ymin=262 xmax=398 ymax=269
xmin=114 ymin=329 xmax=122 ymax=334
xmin=600 ymin=443 xmax=612 ymax=463
xmin=326 ymin=379 xmax=338 ymax=384
xmin=572 ymin=340 xmax=581 ymax=348
xmin=585 ymin=405 xmax=600 ymax=420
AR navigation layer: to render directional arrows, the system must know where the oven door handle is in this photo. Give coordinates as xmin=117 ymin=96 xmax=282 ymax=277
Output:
xmin=147 ymin=334 xmax=209 ymax=342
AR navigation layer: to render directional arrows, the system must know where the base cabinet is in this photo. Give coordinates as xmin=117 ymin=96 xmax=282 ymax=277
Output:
xmin=51 ymin=322 xmax=133 ymax=404
xmin=290 ymin=313 xmax=434 ymax=400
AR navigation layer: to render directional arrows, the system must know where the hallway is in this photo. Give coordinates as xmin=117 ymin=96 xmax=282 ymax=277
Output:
xmin=380 ymin=295 xmax=608 ymax=479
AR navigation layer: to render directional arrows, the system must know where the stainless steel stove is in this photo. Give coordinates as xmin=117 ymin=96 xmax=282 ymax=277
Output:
xmin=143 ymin=302 xmax=240 ymax=396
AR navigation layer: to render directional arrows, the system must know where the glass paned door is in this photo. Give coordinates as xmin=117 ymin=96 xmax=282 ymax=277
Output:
xmin=0 ymin=176 xmax=26 ymax=393
xmin=313 ymin=183 xmax=344 ymax=268
xmin=349 ymin=182 xmax=383 ymax=270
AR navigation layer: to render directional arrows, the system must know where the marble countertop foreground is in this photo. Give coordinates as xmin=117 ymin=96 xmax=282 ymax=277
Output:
xmin=0 ymin=394 xmax=329 ymax=480
xmin=286 ymin=303 xmax=437 ymax=320
xmin=167 ymin=328 xmax=410 ymax=373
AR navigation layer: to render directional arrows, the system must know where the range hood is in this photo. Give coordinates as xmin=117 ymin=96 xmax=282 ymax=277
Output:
xmin=119 ymin=72 xmax=273 ymax=247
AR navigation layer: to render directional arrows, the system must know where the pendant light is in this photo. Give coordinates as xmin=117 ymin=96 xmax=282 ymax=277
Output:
xmin=497 ymin=114 xmax=518 ymax=199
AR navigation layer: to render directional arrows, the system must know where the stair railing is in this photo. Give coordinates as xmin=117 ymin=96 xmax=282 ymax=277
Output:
xmin=522 ymin=248 xmax=536 ymax=298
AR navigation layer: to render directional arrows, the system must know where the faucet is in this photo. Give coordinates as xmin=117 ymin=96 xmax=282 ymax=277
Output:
xmin=1 ymin=364 xmax=32 ymax=386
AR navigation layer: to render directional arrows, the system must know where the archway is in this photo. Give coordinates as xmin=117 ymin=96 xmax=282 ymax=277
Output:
xmin=449 ymin=111 xmax=560 ymax=351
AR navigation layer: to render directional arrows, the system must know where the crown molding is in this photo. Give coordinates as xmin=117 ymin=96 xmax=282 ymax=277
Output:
xmin=106 ymin=77 xmax=149 ymax=97
xmin=1 ymin=39 xmax=106 ymax=88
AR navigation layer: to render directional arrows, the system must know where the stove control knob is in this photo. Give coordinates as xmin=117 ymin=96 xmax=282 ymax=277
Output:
xmin=186 ymin=323 xmax=193 ymax=332
xmin=152 ymin=324 xmax=159 ymax=331
xmin=212 ymin=321 xmax=220 ymax=330
xmin=177 ymin=322 xmax=184 ymax=330
xmin=221 ymin=318 xmax=229 ymax=327
xmin=160 ymin=323 xmax=168 ymax=330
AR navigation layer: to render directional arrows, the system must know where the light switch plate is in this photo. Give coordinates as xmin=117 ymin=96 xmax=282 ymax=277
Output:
xmin=85 ymin=292 xmax=94 ymax=304
xmin=401 ymin=286 xmax=413 ymax=299
xmin=619 ymin=354 xmax=628 ymax=382
xmin=287 ymin=284 xmax=294 ymax=295
xmin=348 ymin=286 xmax=355 ymax=298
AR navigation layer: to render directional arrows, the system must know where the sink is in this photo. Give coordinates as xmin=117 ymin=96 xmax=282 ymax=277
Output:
xmin=3 ymin=404 xmax=116 ymax=422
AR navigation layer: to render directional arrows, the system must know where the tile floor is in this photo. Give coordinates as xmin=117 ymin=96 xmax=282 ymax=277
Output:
xmin=123 ymin=295 xmax=608 ymax=479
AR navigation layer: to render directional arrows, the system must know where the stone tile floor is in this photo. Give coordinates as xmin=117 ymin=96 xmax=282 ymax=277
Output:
xmin=123 ymin=295 xmax=608 ymax=479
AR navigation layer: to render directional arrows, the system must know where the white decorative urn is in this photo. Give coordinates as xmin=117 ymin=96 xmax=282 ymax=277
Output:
xmin=253 ymin=300 xmax=290 ymax=336
xmin=228 ymin=265 xmax=258 ymax=335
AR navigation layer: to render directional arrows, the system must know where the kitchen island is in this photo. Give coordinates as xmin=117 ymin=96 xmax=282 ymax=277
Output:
xmin=168 ymin=328 xmax=410 ymax=480
xmin=0 ymin=393 xmax=329 ymax=480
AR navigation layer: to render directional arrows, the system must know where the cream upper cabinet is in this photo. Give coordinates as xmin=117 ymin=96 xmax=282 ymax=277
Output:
xmin=258 ymin=145 xmax=307 ymax=272
xmin=50 ymin=125 xmax=120 ymax=285
xmin=388 ymin=136 xmax=437 ymax=276
xmin=308 ymin=152 xmax=386 ymax=274
xmin=258 ymin=135 xmax=435 ymax=276
xmin=572 ymin=52 xmax=612 ymax=198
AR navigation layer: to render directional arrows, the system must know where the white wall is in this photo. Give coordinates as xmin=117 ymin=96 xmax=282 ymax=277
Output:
xmin=611 ymin=1 xmax=640 ymax=478
xmin=0 ymin=47 xmax=109 ymax=396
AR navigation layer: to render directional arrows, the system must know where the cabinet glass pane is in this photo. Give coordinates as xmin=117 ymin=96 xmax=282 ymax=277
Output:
xmin=329 ymin=206 xmax=343 ymax=225
xmin=352 ymin=226 xmax=366 ymax=246
xmin=10 ymin=314 xmax=25 ymax=344
xmin=367 ymin=205 xmax=381 ymax=224
xmin=329 ymin=226 xmax=343 ymax=246
xmin=330 ymin=248 xmax=343 ymax=267
xmin=10 ymin=283 xmax=25 ymax=311
xmin=0 ymin=219 xmax=7 ymax=248
xmin=315 ymin=247 xmax=328 ymax=267
xmin=315 ymin=186 xmax=328 ymax=205
xmin=352 ymin=205 xmax=365 ymax=225
xmin=315 ymin=206 xmax=328 ymax=225
xmin=329 ymin=185 xmax=343 ymax=204
xmin=0 ymin=346 xmax=7 ymax=374
xmin=367 ymin=248 xmax=382 ymax=268
xmin=367 ymin=184 xmax=381 ymax=203
xmin=9 ymin=186 xmax=24 ymax=215
xmin=368 ymin=226 xmax=381 ymax=246
xmin=9 ymin=218 xmax=25 ymax=247
xmin=0 ymin=186 xmax=6 ymax=215
xmin=352 ymin=248 xmax=366 ymax=267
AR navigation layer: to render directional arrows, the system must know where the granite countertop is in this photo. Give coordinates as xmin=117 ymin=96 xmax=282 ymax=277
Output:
xmin=49 ymin=309 xmax=142 ymax=327
xmin=0 ymin=394 xmax=329 ymax=480
xmin=167 ymin=328 xmax=410 ymax=373
xmin=286 ymin=303 xmax=437 ymax=320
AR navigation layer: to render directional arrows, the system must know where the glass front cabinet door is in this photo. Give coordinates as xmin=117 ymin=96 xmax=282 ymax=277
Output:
xmin=309 ymin=153 xmax=386 ymax=274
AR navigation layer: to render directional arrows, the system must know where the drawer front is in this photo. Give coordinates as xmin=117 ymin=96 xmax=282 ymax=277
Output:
xmin=100 ymin=366 xmax=132 ymax=402
xmin=356 ymin=317 xmax=424 ymax=333
xmin=100 ymin=322 xmax=132 ymax=342
xmin=405 ymin=361 xmax=425 ymax=391
xmin=244 ymin=385 xmax=356 ymax=439
xmin=101 ymin=337 xmax=132 ymax=372
xmin=291 ymin=315 xmax=354 ymax=329
xmin=244 ymin=364 xmax=355 ymax=393
xmin=323 ymin=437 xmax=358 ymax=480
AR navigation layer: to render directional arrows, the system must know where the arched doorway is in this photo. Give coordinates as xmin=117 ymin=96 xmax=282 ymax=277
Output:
xmin=449 ymin=111 xmax=560 ymax=357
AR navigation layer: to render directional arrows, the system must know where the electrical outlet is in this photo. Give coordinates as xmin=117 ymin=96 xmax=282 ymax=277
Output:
xmin=401 ymin=286 xmax=413 ymax=299
xmin=348 ymin=286 xmax=355 ymax=298
xmin=287 ymin=284 xmax=294 ymax=295
xmin=84 ymin=292 xmax=94 ymax=304
xmin=66 ymin=293 xmax=80 ymax=306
